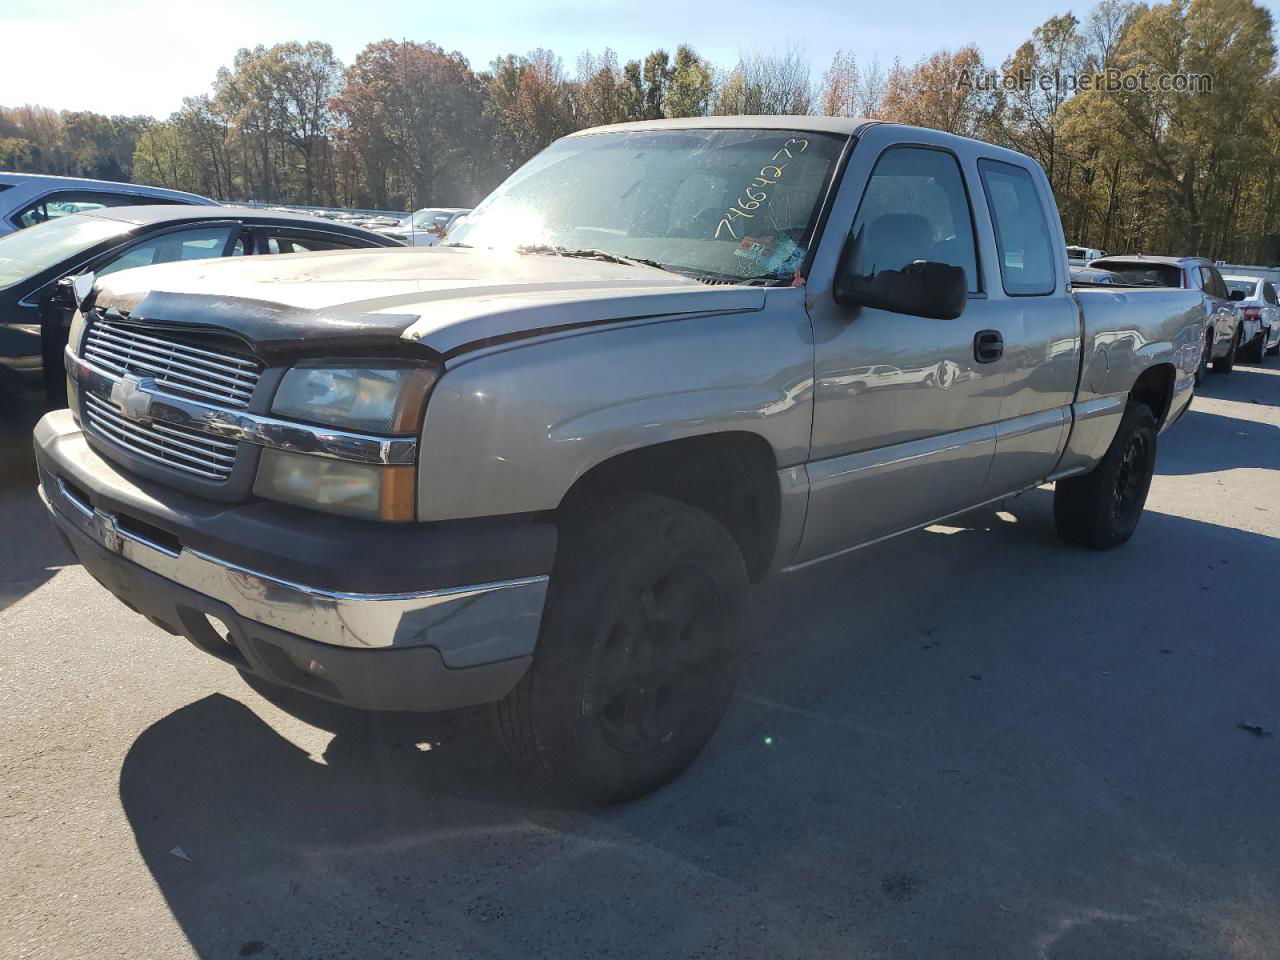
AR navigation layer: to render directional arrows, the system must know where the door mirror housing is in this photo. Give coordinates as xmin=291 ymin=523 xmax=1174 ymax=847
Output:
xmin=72 ymin=271 xmax=96 ymax=307
xmin=49 ymin=272 xmax=96 ymax=310
xmin=833 ymin=240 xmax=967 ymax=320
xmin=1229 ymin=289 xmax=1246 ymax=302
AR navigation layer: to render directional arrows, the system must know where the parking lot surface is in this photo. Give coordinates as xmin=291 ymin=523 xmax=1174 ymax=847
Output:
xmin=2 ymin=363 xmax=1278 ymax=960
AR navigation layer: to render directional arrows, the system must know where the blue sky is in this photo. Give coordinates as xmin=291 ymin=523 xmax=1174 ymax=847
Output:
xmin=4 ymin=0 xmax=1279 ymax=117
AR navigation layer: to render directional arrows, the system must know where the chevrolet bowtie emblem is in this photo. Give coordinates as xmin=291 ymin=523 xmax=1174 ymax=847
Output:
xmin=109 ymin=374 xmax=155 ymax=422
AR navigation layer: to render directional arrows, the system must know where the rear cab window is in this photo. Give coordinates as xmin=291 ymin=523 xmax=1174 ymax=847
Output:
xmin=977 ymin=159 xmax=1056 ymax=296
xmin=257 ymin=230 xmax=369 ymax=254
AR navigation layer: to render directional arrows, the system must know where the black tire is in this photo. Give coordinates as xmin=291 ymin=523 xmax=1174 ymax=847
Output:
xmin=1054 ymin=403 xmax=1158 ymax=550
xmin=493 ymin=494 xmax=748 ymax=804
xmin=1252 ymin=327 xmax=1270 ymax=364
xmin=1194 ymin=334 xmax=1210 ymax=385
xmin=1268 ymin=334 xmax=1279 ymax=357
xmin=1212 ymin=326 xmax=1239 ymax=373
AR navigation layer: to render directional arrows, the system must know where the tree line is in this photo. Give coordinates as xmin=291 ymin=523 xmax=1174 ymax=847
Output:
xmin=2 ymin=0 xmax=1278 ymax=263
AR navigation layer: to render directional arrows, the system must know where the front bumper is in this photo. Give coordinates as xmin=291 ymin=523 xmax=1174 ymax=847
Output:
xmin=35 ymin=410 xmax=553 ymax=712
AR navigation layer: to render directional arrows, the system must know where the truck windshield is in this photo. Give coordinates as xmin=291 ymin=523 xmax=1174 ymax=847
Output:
xmin=0 ymin=214 xmax=130 ymax=289
xmin=448 ymin=128 xmax=847 ymax=282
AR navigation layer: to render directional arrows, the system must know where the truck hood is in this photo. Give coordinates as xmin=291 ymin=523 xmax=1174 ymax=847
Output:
xmin=88 ymin=245 xmax=766 ymax=361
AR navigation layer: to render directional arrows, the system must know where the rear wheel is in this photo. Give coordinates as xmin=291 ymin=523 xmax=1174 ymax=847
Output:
xmin=1212 ymin=326 xmax=1239 ymax=373
xmin=493 ymin=494 xmax=748 ymax=804
xmin=1054 ymin=403 xmax=1158 ymax=550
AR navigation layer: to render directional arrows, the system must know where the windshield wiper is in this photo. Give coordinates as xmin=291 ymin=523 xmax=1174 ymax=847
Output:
xmin=507 ymin=243 xmax=783 ymax=286
xmin=514 ymin=244 xmax=672 ymax=274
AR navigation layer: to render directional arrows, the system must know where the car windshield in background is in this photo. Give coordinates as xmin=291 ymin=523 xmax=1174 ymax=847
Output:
xmin=448 ymin=128 xmax=846 ymax=282
xmin=1093 ymin=261 xmax=1183 ymax=287
xmin=0 ymin=214 xmax=130 ymax=289
xmin=1225 ymin=278 xmax=1259 ymax=298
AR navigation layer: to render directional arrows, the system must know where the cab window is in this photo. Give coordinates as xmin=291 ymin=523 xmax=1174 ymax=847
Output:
xmin=97 ymin=226 xmax=237 ymax=276
xmin=1210 ymin=268 xmax=1229 ymax=300
xmin=1265 ymin=282 xmax=1278 ymax=305
xmin=261 ymin=233 xmax=362 ymax=254
xmin=849 ymin=146 xmax=980 ymax=294
xmin=978 ymin=159 xmax=1055 ymax=296
xmin=13 ymin=191 xmax=179 ymax=230
xmin=1200 ymin=266 xmax=1228 ymax=299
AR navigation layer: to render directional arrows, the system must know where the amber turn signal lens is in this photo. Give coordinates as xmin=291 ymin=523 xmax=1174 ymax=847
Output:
xmin=379 ymin=465 xmax=417 ymax=521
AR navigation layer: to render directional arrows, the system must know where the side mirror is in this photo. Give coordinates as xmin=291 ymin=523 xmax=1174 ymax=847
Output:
xmin=68 ymin=271 xmax=96 ymax=308
xmin=834 ymin=248 xmax=967 ymax=320
xmin=1229 ymin=289 xmax=1246 ymax=302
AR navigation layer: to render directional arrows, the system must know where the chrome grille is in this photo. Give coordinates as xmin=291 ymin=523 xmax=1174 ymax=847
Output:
xmin=83 ymin=393 xmax=238 ymax=481
xmin=83 ymin=320 xmax=261 ymax=408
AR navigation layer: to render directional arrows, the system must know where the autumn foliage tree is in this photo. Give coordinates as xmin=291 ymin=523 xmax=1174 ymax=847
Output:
xmin=6 ymin=1 xmax=1280 ymax=260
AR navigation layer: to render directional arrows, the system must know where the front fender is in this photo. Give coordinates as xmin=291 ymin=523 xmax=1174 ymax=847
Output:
xmin=416 ymin=297 xmax=814 ymax=521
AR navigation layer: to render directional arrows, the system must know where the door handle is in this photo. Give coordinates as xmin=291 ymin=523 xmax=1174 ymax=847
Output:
xmin=974 ymin=329 xmax=1003 ymax=363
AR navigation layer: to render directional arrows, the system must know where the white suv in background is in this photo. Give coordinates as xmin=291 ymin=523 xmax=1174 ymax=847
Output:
xmin=1223 ymin=274 xmax=1280 ymax=363
xmin=0 ymin=173 xmax=216 ymax=237
xmin=1067 ymin=244 xmax=1107 ymax=266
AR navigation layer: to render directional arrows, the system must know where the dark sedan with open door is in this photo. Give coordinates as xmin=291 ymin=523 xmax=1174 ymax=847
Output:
xmin=0 ymin=205 xmax=401 ymax=404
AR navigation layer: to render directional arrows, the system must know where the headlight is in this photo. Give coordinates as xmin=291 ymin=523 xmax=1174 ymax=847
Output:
xmin=259 ymin=361 xmax=436 ymax=521
xmin=272 ymin=364 xmax=436 ymax=433
xmin=254 ymin=449 xmax=416 ymax=522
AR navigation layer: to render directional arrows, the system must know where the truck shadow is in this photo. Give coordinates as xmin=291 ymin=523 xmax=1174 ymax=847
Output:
xmin=0 ymin=400 xmax=74 ymax=613
xmin=1193 ymin=363 xmax=1280 ymax=407
xmin=119 ymin=490 xmax=1280 ymax=959
xmin=1152 ymin=406 xmax=1280 ymax=476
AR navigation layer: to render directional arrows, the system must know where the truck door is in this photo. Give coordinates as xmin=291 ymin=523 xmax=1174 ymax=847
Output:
xmin=798 ymin=127 xmax=1004 ymax=564
xmin=972 ymin=157 xmax=1077 ymax=499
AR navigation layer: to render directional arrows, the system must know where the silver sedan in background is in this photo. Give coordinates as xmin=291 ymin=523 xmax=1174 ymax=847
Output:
xmin=1223 ymin=274 xmax=1280 ymax=362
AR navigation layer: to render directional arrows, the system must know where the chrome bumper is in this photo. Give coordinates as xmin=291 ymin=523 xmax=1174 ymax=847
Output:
xmin=41 ymin=476 xmax=549 ymax=668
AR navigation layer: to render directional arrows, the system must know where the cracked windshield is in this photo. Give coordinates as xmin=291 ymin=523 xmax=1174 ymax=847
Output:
xmin=449 ymin=128 xmax=844 ymax=281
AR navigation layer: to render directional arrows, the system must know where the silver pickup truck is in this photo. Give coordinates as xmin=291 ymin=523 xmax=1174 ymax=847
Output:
xmin=35 ymin=117 xmax=1205 ymax=802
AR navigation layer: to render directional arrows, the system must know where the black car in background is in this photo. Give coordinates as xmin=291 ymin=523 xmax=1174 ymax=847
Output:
xmin=0 ymin=205 xmax=402 ymax=403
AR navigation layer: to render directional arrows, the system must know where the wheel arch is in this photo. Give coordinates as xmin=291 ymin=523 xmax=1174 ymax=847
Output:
xmin=557 ymin=431 xmax=782 ymax=583
xmin=1129 ymin=362 xmax=1177 ymax=428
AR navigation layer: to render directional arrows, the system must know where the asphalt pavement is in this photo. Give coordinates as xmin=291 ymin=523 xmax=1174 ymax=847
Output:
xmin=2 ymin=362 xmax=1278 ymax=960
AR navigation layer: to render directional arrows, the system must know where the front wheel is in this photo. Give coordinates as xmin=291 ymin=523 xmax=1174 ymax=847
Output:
xmin=1054 ymin=403 xmax=1158 ymax=550
xmin=493 ymin=494 xmax=748 ymax=804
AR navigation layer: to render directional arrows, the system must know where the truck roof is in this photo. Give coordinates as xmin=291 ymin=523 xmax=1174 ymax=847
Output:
xmin=564 ymin=117 xmax=1047 ymax=169
xmin=567 ymin=115 xmax=869 ymax=137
